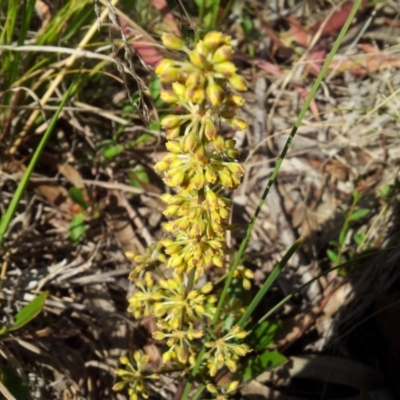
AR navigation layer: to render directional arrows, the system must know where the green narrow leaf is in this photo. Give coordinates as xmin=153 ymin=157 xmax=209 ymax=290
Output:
xmin=349 ymin=208 xmax=370 ymax=221
xmin=149 ymin=75 xmax=161 ymax=100
xmin=246 ymin=320 xmax=282 ymax=351
xmin=0 ymin=366 xmax=31 ymax=400
xmin=327 ymin=249 xmax=340 ymax=264
xmin=68 ymin=187 xmax=89 ymax=210
xmin=129 ymin=166 xmax=149 ymax=189
xmin=69 ymin=212 xmax=86 ymax=242
xmin=9 ymin=291 xmax=48 ymax=332
xmin=103 ymin=144 xmax=124 ymax=159
xmin=243 ymin=350 xmax=287 ymax=383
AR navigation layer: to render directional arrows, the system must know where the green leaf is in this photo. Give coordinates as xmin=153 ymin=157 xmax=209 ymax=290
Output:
xmin=103 ymin=144 xmax=124 ymax=159
xmin=243 ymin=350 xmax=287 ymax=383
xmin=9 ymin=291 xmax=48 ymax=332
xmin=349 ymin=208 xmax=370 ymax=221
xmin=327 ymin=249 xmax=340 ymax=264
xmin=69 ymin=212 xmax=86 ymax=242
xmin=149 ymin=75 xmax=161 ymax=100
xmin=129 ymin=166 xmax=149 ymax=189
xmin=246 ymin=320 xmax=281 ymax=351
xmin=353 ymin=232 xmax=365 ymax=246
xmin=68 ymin=187 xmax=89 ymax=210
xmin=0 ymin=366 xmax=31 ymax=400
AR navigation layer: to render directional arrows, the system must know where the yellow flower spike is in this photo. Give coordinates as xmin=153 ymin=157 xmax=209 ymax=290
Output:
xmin=213 ymin=61 xmax=237 ymax=77
xmin=160 ymin=89 xmax=179 ymax=104
xmin=161 ymin=114 xmax=182 ymax=129
xmin=165 ymin=140 xmax=183 ymax=154
xmin=212 ymin=44 xmax=234 ymax=63
xmin=161 ymin=33 xmax=186 ymax=51
xmin=229 ymin=74 xmax=248 ymax=91
xmin=206 ymin=80 xmax=223 ymax=106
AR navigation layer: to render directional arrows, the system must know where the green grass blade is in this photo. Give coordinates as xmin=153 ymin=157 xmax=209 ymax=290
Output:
xmin=237 ymin=238 xmax=303 ymax=328
xmin=0 ymin=79 xmax=77 ymax=246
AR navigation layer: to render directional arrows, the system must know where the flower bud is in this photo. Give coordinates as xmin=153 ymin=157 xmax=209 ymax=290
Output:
xmin=204 ymin=118 xmax=217 ymax=140
xmin=206 ymin=189 xmax=218 ymax=209
xmin=226 ymin=148 xmax=240 ymax=159
xmin=154 ymin=161 xmax=169 ymax=173
xmin=161 ymin=33 xmax=186 ymax=51
xmin=182 ymin=131 xmax=197 ymax=153
xmin=212 ymin=45 xmax=234 ymax=63
xmin=226 ymin=93 xmax=245 ymax=107
xmin=189 ymin=50 xmax=208 ymax=69
xmin=165 ymin=140 xmax=182 ymax=153
xmin=166 ymin=127 xmax=181 ymax=140
xmin=229 ymin=117 xmax=247 ymax=131
xmin=155 ymin=59 xmax=180 ymax=82
xmin=212 ymin=135 xmax=225 ymax=152
xmin=229 ymin=74 xmax=248 ymax=91
xmin=205 ymin=166 xmax=217 ymax=183
xmin=186 ymin=71 xmax=200 ymax=89
xmin=188 ymin=87 xmax=205 ymax=103
xmin=203 ymin=31 xmax=229 ymax=49
xmin=191 ymin=170 xmax=206 ymax=189
xmin=161 ymin=115 xmax=181 ymax=129
xmin=160 ymin=90 xmax=178 ymax=104
xmin=219 ymin=107 xmax=236 ymax=119
xmin=206 ymin=81 xmax=223 ymax=106
xmin=213 ymin=61 xmax=237 ymax=77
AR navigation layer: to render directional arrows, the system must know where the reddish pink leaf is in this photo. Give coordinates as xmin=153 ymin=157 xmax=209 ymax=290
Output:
xmin=287 ymin=16 xmax=309 ymax=47
xmin=151 ymin=0 xmax=181 ymax=37
xmin=254 ymin=59 xmax=284 ymax=77
xmin=305 ymin=49 xmax=327 ymax=77
xmin=310 ymin=0 xmax=368 ymax=38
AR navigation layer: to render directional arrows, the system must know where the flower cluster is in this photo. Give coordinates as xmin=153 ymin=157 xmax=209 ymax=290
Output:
xmin=114 ymin=31 xmax=253 ymax=400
